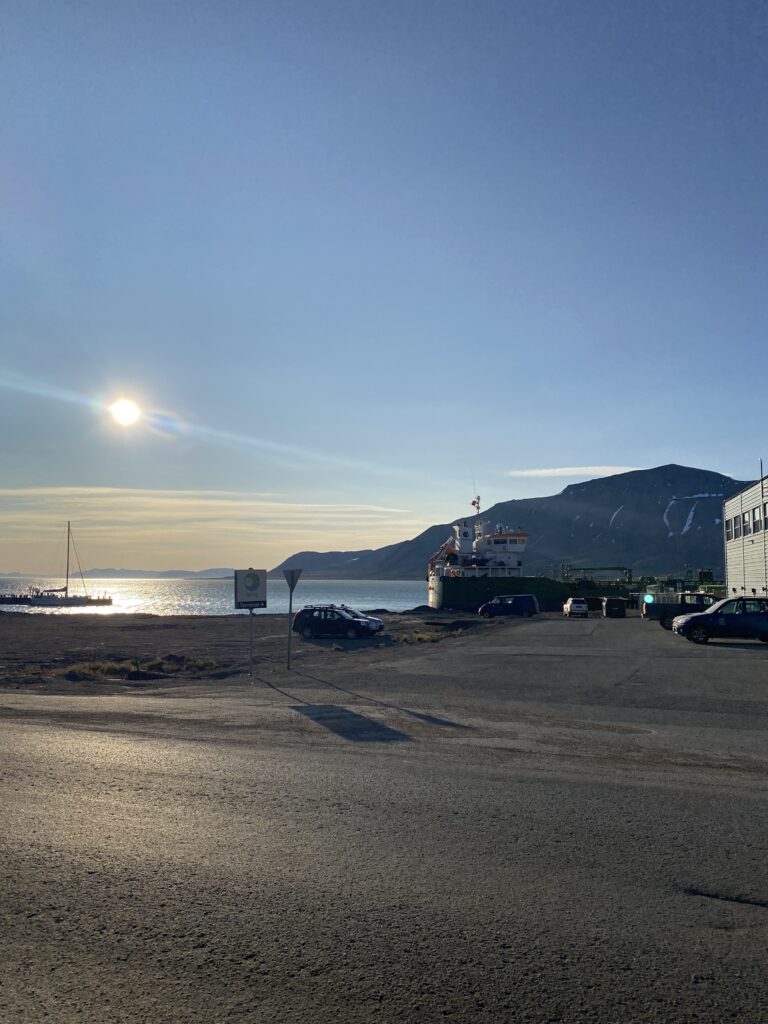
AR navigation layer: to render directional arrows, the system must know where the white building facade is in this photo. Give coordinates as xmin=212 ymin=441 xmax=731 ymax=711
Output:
xmin=724 ymin=479 xmax=768 ymax=596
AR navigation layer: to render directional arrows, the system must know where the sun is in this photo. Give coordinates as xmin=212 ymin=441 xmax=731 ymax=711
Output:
xmin=110 ymin=399 xmax=142 ymax=426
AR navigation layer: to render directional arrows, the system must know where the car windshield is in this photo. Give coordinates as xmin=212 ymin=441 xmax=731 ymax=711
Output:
xmin=342 ymin=606 xmax=366 ymax=618
xmin=701 ymin=599 xmax=729 ymax=614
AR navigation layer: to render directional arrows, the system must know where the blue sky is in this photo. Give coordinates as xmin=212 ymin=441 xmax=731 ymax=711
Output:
xmin=2 ymin=0 xmax=766 ymax=571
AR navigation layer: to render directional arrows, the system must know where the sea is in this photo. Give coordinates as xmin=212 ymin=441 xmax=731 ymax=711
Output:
xmin=0 ymin=577 xmax=428 ymax=617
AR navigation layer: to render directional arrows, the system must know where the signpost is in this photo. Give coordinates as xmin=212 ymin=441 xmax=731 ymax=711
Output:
xmin=283 ymin=568 xmax=302 ymax=669
xmin=234 ymin=569 xmax=267 ymax=679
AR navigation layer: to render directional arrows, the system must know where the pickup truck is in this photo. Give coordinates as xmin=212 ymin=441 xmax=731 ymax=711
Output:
xmin=642 ymin=592 xmax=721 ymax=629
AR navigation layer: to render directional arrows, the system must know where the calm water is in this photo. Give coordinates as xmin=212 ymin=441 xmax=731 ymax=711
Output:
xmin=0 ymin=577 xmax=427 ymax=616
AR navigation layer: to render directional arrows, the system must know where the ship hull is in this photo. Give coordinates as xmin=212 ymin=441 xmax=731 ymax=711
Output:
xmin=429 ymin=574 xmax=628 ymax=612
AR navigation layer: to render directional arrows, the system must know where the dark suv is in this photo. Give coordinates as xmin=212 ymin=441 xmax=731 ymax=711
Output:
xmin=293 ymin=605 xmax=379 ymax=640
xmin=672 ymin=597 xmax=768 ymax=644
xmin=478 ymin=594 xmax=539 ymax=618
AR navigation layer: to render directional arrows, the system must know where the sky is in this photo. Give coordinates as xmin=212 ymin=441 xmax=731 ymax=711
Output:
xmin=2 ymin=0 xmax=767 ymax=572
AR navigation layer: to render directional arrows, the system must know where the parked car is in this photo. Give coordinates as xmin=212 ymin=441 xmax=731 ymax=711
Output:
xmin=602 ymin=597 xmax=627 ymax=618
xmin=672 ymin=597 xmax=768 ymax=644
xmin=292 ymin=605 xmax=379 ymax=640
xmin=478 ymin=594 xmax=540 ymax=618
xmin=563 ymin=597 xmax=589 ymax=618
xmin=339 ymin=605 xmax=384 ymax=632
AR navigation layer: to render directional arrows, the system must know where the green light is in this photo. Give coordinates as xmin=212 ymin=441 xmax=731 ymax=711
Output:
xmin=643 ymin=594 xmax=654 ymax=604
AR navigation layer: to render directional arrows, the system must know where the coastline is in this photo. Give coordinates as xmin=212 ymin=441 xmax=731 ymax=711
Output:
xmin=0 ymin=607 xmax=462 ymax=694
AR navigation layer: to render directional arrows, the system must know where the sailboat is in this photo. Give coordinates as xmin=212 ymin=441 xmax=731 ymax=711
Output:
xmin=28 ymin=522 xmax=113 ymax=607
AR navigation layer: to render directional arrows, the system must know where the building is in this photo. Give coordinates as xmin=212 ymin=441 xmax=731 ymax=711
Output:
xmin=723 ymin=478 xmax=768 ymax=596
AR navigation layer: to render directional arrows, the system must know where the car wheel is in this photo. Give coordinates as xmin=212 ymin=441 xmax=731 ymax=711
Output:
xmin=345 ymin=626 xmax=358 ymax=640
xmin=481 ymin=611 xmax=491 ymax=618
xmin=688 ymin=624 xmax=709 ymax=644
xmin=301 ymin=626 xmax=314 ymax=640
xmin=660 ymin=615 xmax=674 ymax=630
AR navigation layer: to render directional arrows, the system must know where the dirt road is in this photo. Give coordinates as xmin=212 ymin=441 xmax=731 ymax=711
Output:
xmin=2 ymin=612 xmax=767 ymax=1022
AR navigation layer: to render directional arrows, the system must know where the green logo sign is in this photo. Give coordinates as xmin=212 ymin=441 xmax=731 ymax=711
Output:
xmin=244 ymin=571 xmax=262 ymax=591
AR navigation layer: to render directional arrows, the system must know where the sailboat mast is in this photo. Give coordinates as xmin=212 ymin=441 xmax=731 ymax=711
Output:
xmin=65 ymin=521 xmax=71 ymax=597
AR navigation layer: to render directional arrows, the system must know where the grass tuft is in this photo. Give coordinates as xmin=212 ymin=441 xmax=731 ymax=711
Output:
xmin=65 ymin=660 xmax=134 ymax=681
xmin=63 ymin=654 xmax=218 ymax=681
xmin=399 ymin=631 xmax=442 ymax=644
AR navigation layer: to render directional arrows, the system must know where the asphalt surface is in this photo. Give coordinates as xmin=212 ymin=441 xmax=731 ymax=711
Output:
xmin=2 ymin=613 xmax=768 ymax=1023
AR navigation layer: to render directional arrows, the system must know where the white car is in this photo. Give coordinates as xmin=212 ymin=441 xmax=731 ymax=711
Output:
xmin=563 ymin=597 xmax=589 ymax=618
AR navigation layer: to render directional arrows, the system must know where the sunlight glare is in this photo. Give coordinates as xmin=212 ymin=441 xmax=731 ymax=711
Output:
xmin=110 ymin=399 xmax=142 ymax=426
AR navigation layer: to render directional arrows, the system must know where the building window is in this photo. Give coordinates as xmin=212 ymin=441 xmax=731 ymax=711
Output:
xmin=753 ymin=506 xmax=763 ymax=533
xmin=734 ymin=517 xmax=742 ymax=539
xmin=743 ymin=512 xmax=751 ymax=536
xmin=725 ymin=519 xmax=733 ymax=541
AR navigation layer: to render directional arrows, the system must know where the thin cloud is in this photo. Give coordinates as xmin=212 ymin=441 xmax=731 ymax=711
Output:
xmin=0 ymin=487 xmax=429 ymax=572
xmin=504 ymin=466 xmax=639 ymax=479
xmin=0 ymin=487 xmax=410 ymax=514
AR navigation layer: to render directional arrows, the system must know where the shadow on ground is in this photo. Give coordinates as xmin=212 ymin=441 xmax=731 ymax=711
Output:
xmin=291 ymin=671 xmax=472 ymax=730
xmin=291 ymin=704 xmax=410 ymax=742
xmin=296 ymin=634 xmax=397 ymax=649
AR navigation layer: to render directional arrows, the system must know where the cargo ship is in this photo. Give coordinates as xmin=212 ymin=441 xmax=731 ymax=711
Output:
xmin=427 ymin=497 xmax=621 ymax=612
xmin=428 ymin=497 xmax=533 ymax=610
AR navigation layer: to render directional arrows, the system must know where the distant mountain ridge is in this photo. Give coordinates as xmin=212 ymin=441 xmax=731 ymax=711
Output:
xmin=273 ymin=465 xmax=750 ymax=579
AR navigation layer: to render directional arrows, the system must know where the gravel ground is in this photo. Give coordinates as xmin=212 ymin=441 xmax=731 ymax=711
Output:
xmin=1 ymin=611 xmax=767 ymax=1023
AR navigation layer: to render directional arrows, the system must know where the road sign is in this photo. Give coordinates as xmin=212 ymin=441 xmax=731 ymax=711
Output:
xmin=283 ymin=568 xmax=302 ymax=591
xmin=234 ymin=568 xmax=267 ymax=609
xmin=283 ymin=568 xmax=302 ymax=670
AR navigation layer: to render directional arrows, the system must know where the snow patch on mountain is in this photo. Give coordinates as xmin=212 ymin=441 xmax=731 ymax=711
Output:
xmin=662 ymin=499 xmax=676 ymax=537
xmin=676 ymin=493 xmax=724 ymax=499
xmin=609 ymin=505 xmax=624 ymax=527
xmin=681 ymin=502 xmax=698 ymax=535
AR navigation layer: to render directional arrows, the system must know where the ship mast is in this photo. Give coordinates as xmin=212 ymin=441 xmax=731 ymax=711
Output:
xmin=470 ymin=495 xmax=482 ymax=542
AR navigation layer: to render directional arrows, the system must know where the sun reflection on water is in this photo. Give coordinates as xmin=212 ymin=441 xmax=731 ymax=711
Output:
xmin=0 ymin=578 xmax=427 ymax=616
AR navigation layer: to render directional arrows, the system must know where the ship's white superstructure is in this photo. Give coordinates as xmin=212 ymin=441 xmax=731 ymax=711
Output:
xmin=427 ymin=498 xmax=528 ymax=609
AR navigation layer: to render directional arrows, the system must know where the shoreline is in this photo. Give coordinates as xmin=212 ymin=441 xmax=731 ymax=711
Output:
xmin=0 ymin=607 xmax=484 ymax=695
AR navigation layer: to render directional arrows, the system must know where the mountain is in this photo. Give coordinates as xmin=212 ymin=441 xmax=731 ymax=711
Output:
xmin=273 ymin=465 xmax=751 ymax=579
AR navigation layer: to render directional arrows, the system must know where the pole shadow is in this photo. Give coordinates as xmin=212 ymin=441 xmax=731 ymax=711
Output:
xmin=402 ymin=709 xmax=471 ymax=729
xmin=291 ymin=671 xmax=472 ymax=730
xmin=291 ymin=704 xmax=410 ymax=743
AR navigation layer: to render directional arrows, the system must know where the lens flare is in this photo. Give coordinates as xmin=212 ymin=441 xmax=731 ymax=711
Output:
xmin=110 ymin=399 xmax=141 ymax=426
xmin=0 ymin=371 xmax=414 ymax=477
